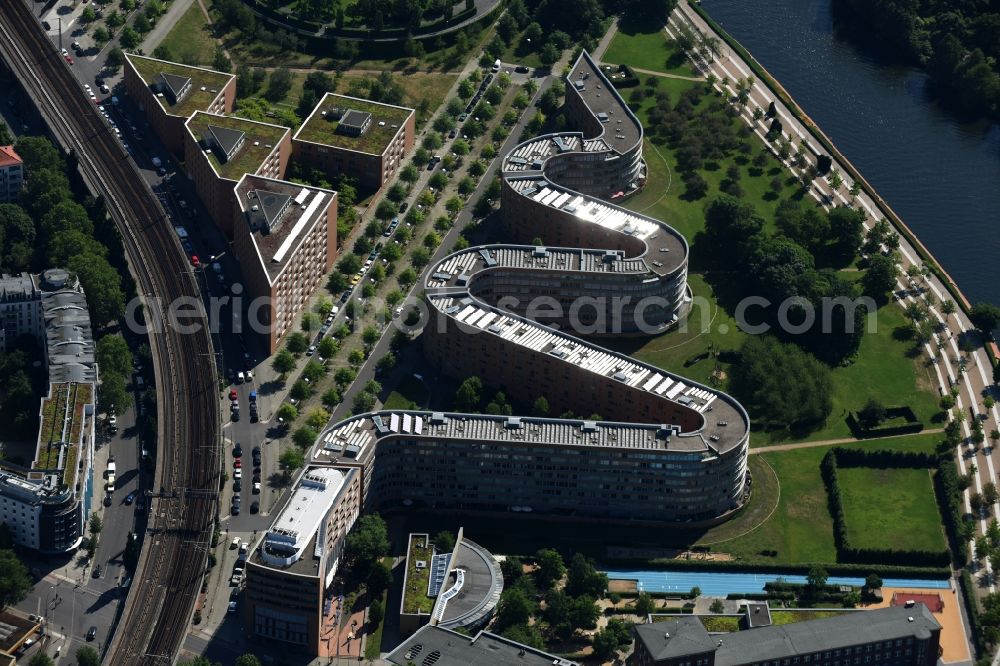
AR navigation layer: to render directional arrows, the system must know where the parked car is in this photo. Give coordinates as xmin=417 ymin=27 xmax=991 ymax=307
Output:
xmin=231 ymin=537 xmax=241 ymax=549
xmin=86 ymin=626 xmax=97 ymax=641
xmin=253 ymin=482 xmax=261 ymax=495
xmin=234 ymin=445 xmax=242 ymax=458
xmin=229 ymin=388 xmax=238 ymax=400
xmin=125 ymin=491 xmax=136 ymax=505
xmin=228 ymin=600 xmax=238 ymax=613
xmin=250 ymin=501 xmax=260 ymax=514
xmin=92 ymin=565 xmax=102 ymax=579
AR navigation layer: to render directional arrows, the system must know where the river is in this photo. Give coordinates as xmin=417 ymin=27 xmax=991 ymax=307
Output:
xmin=700 ymin=0 xmax=1000 ymax=307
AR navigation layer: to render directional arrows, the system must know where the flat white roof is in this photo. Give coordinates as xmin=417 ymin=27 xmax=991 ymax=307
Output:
xmin=263 ymin=467 xmax=346 ymax=565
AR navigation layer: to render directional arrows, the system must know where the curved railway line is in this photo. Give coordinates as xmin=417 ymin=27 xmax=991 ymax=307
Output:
xmin=0 ymin=2 xmax=220 ymax=663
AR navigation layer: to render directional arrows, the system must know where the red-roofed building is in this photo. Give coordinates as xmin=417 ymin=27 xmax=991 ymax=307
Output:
xmin=0 ymin=146 xmax=24 ymax=202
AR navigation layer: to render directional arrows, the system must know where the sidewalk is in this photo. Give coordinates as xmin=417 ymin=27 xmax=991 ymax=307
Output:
xmin=140 ymin=0 xmax=197 ymax=52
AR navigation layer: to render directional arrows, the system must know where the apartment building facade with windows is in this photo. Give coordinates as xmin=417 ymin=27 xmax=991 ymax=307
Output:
xmin=232 ymin=175 xmax=338 ymax=352
xmin=0 ymin=269 xmax=97 ymax=553
xmin=0 ymin=146 xmax=24 ymax=203
xmin=244 ymin=467 xmax=362 ymax=655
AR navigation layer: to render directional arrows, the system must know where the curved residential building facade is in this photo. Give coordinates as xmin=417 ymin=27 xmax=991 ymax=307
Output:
xmin=306 ymin=51 xmax=749 ymax=530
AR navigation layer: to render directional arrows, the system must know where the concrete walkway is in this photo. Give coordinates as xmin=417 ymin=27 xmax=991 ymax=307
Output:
xmin=631 ymin=65 xmax=704 ymax=82
xmin=750 ymin=428 xmax=944 ymax=454
xmin=140 ymin=0 xmax=196 ymax=52
xmin=591 ymin=16 xmax=619 ymax=61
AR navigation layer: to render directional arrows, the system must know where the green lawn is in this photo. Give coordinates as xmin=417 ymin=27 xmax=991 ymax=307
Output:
xmin=156 ymin=2 xmax=217 ymax=66
xmin=608 ymin=75 xmax=941 ymax=447
xmin=838 ymin=467 xmax=946 ymax=552
xmin=712 ymin=433 xmax=943 ymax=563
xmin=603 ymin=26 xmax=698 ymax=78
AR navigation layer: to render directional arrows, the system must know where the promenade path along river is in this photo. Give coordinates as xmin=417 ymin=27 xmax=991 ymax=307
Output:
xmin=700 ymin=0 xmax=1000 ymax=310
xmin=668 ymin=0 xmax=1000 ymax=595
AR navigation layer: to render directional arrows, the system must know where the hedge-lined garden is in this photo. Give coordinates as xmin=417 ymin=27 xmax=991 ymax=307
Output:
xmin=821 ymin=448 xmax=953 ymax=567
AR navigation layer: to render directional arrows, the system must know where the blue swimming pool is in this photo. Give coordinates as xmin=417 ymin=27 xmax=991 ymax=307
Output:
xmin=601 ymin=569 xmax=951 ymax=596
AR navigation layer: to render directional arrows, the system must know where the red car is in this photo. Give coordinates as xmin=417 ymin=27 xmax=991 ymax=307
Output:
xmin=190 ymin=255 xmax=200 ymax=268
xmin=234 ymin=459 xmax=242 ymax=468
xmin=64 ymin=54 xmax=74 ymax=65
xmin=229 ymin=388 xmax=238 ymax=401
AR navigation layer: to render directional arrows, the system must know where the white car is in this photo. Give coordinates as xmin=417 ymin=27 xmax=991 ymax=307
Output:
xmin=233 ymin=468 xmax=242 ymax=480
xmin=253 ymin=482 xmax=261 ymax=494
xmin=60 ymin=48 xmax=68 ymax=56
xmin=236 ymin=371 xmax=245 ymax=383
xmin=245 ymin=369 xmax=253 ymax=381
xmin=231 ymin=537 xmax=241 ymax=549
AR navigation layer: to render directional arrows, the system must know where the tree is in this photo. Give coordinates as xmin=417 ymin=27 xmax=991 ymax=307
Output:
xmin=565 ymin=553 xmax=607 ymax=598
xmin=433 ymin=530 xmax=455 ymax=553
xmin=710 ymin=598 xmax=726 ymax=613
xmin=317 ymin=337 xmax=338 ymax=360
xmin=68 ymin=253 xmax=124 ymax=327
xmin=96 ymin=335 xmax=133 ymax=377
xmin=534 ymin=548 xmax=565 ymax=588
xmin=700 ymin=195 xmax=765 ymax=268
xmin=634 ymin=591 xmax=655 ymax=616
xmin=106 ymin=46 xmax=124 ymax=71
xmin=857 ymin=398 xmax=886 ymax=428
xmin=265 ymin=67 xmax=293 ymax=102
xmin=729 ymin=336 xmax=833 ymax=428
xmin=455 ymin=376 xmax=483 ymax=411
xmin=970 ymin=302 xmax=1000 ymax=334
xmin=90 ymin=513 xmax=102 ymax=534
xmin=274 ymin=404 xmax=297 ymax=426
xmin=286 ymin=331 xmax=309 ymax=355
xmin=368 ymin=597 xmax=385 ymax=627
xmin=865 ymin=573 xmax=883 ymax=590
xmin=806 ymin=565 xmax=829 ymax=590
xmin=75 ymin=647 xmax=100 ymax=666
xmin=235 ymin=656 xmax=262 ymax=666
xmin=500 ymin=556 xmax=524 ymax=584
xmin=29 ymin=654 xmax=54 ymax=666
xmin=279 ymin=447 xmax=305 ymax=474
xmin=119 ymin=25 xmax=140 ymax=48
xmin=344 ymin=514 xmax=389 ymax=577
xmin=293 ymin=426 xmax=318 ymax=449
xmin=368 ymin=560 xmax=393 ymax=594
xmin=862 ymin=254 xmax=900 ymax=304
xmin=0 ymin=549 xmax=32 ymax=612
xmin=335 ymin=367 xmax=357 ymax=386
xmin=496 ymin=587 xmax=533 ymax=628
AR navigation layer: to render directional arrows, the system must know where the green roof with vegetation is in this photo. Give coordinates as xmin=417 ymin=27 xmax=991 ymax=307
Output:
xmin=769 ymin=609 xmax=852 ymax=625
xmin=402 ymin=534 xmax=435 ymax=615
xmin=296 ymin=94 xmax=411 ymax=155
xmin=126 ymin=53 xmax=233 ymax=119
xmin=698 ymin=615 xmax=742 ymax=633
xmin=35 ymin=382 xmax=92 ymax=487
xmin=187 ymin=112 xmax=289 ymax=181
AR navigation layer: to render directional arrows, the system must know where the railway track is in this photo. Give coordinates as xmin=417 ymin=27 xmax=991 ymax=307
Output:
xmin=0 ymin=2 xmax=220 ymax=663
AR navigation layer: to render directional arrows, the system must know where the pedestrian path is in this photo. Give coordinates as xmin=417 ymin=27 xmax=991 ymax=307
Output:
xmin=750 ymin=428 xmax=944 ymax=454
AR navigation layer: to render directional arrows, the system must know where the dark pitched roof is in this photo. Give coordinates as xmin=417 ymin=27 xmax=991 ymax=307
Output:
xmin=251 ymin=189 xmax=291 ymax=233
xmin=385 ymin=625 xmax=578 ymax=666
xmin=340 ymin=108 xmax=372 ymax=132
xmin=635 ymin=617 xmax=717 ymax=661
xmin=157 ymin=72 xmax=191 ymax=103
xmin=205 ymin=124 xmax=245 ymax=162
xmin=714 ymin=605 xmax=940 ymax=666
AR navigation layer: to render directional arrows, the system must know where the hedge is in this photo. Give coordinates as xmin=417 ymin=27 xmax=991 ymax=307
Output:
xmin=960 ymin=570 xmax=984 ymax=657
xmin=243 ymin=0 xmax=489 ymax=42
xmin=935 ymin=457 xmax=971 ymax=562
xmin=686 ymin=0 xmax=1000 ymax=378
xmin=821 ymin=449 xmax=950 ymax=568
xmin=607 ymin=556 xmax=950 ymax=579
